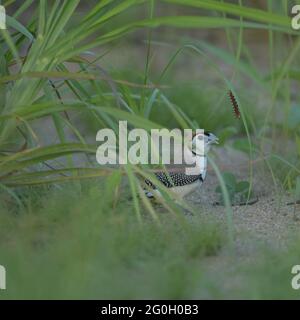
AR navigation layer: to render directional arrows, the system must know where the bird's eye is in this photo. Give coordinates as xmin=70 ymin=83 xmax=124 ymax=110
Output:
xmin=198 ymin=135 xmax=204 ymax=140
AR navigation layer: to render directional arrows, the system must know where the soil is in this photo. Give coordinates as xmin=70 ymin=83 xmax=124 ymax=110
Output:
xmin=188 ymin=147 xmax=300 ymax=253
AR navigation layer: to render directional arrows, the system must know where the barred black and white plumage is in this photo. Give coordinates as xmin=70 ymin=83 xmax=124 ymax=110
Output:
xmin=144 ymin=172 xmax=204 ymax=198
xmin=144 ymin=131 xmax=218 ymax=199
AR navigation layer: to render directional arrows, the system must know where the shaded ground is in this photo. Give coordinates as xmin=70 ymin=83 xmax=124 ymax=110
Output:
xmin=189 ymin=147 xmax=300 ymax=249
xmin=179 ymin=147 xmax=300 ymax=298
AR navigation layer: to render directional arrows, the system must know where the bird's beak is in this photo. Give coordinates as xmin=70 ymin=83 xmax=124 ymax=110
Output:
xmin=210 ymin=134 xmax=219 ymax=144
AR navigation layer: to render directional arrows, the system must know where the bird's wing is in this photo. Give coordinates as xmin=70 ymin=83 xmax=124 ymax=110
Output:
xmin=145 ymin=171 xmax=202 ymax=189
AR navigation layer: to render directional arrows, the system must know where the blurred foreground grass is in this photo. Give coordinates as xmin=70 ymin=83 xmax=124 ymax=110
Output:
xmin=0 ymin=181 xmax=224 ymax=299
xmin=0 ymin=181 xmax=299 ymax=299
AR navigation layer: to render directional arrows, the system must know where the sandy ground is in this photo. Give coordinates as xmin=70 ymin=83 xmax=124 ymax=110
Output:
xmin=187 ymin=147 xmax=300 ymax=254
xmin=179 ymin=147 xmax=300 ymax=298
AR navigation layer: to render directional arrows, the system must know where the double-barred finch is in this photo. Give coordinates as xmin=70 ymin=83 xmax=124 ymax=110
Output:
xmin=144 ymin=132 xmax=219 ymax=199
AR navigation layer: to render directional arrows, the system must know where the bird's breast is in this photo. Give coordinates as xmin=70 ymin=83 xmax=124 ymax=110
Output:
xmin=169 ymin=180 xmax=202 ymax=198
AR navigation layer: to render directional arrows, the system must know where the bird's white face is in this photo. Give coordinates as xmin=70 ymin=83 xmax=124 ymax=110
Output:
xmin=192 ymin=132 xmax=219 ymax=155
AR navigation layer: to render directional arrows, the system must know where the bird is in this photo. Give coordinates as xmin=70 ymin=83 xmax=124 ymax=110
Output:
xmin=144 ymin=131 xmax=219 ymax=199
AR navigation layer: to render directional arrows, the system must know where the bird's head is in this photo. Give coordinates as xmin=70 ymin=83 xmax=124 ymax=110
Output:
xmin=191 ymin=131 xmax=219 ymax=155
